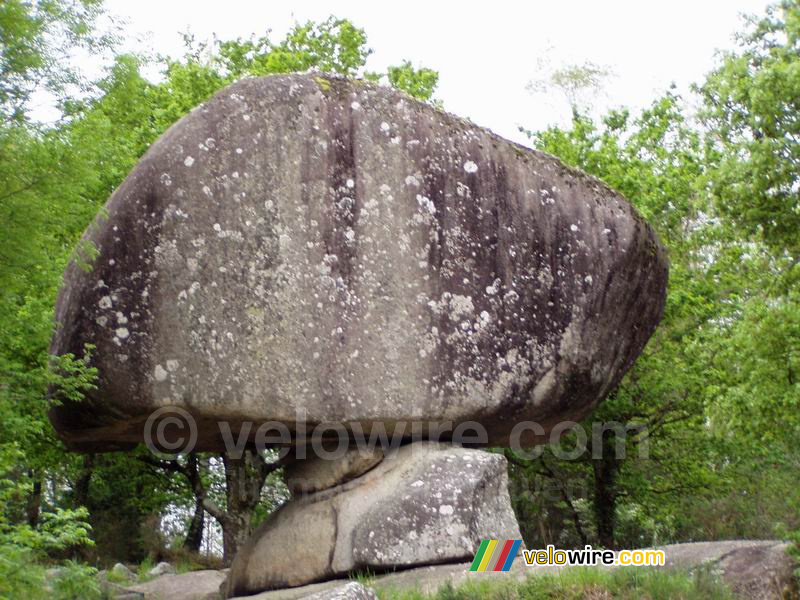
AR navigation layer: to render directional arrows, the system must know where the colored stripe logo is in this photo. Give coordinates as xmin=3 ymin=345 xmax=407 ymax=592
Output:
xmin=469 ymin=540 xmax=522 ymax=571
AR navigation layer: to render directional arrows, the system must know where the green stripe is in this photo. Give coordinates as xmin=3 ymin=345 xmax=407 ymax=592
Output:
xmin=469 ymin=540 xmax=490 ymax=571
xmin=478 ymin=540 xmax=498 ymax=571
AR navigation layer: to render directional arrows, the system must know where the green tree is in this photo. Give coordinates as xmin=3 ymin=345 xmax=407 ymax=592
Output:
xmin=0 ymin=0 xmax=106 ymax=121
xmin=511 ymin=92 xmax=746 ymax=549
xmin=698 ymin=0 xmax=800 ymax=263
xmin=695 ymin=0 xmax=800 ymax=539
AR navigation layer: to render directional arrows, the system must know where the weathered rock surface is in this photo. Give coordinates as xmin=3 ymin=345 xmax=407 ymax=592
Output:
xmin=111 ymin=562 xmax=137 ymax=581
xmin=124 ymin=569 xmax=227 ymax=600
xmin=284 ymin=446 xmax=384 ymax=495
xmin=657 ymin=540 xmax=797 ymax=600
xmin=146 ymin=561 xmax=176 ymax=578
xmin=229 ymin=540 xmax=797 ymax=600
xmin=303 ymin=582 xmax=377 ymax=600
xmin=223 ymin=442 xmax=521 ymax=596
xmin=49 ymin=73 xmax=667 ymax=452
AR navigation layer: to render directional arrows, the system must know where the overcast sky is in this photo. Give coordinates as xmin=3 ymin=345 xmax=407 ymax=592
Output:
xmin=103 ymin=0 xmax=770 ymax=146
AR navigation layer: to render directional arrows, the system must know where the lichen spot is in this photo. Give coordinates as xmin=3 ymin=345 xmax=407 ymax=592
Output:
xmin=154 ymin=364 xmax=168 ymax=382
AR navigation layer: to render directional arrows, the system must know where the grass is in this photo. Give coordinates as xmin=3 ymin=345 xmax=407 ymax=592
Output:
xmin=376 ymin=566 xmax=734 ymax=600
xmin=350 ymin=567 xmax=378 ymax=588
xmin=135 ymin=555 xmax=156 ymax=582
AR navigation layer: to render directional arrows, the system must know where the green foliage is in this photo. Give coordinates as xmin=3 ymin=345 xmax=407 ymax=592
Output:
xmin=50 ymin=561 xmax=101 ymax=600
xmin=514 ymin=91 xmax=724 ymax=548
xmin=0 ymin=549 xmax=101 ymax=600
xmin=514 ymin=58 xmax=799 ymax=547
xmin=135 ymin=554 xmax=156 ymax=582
xmin=0 ymin=544 xmax=46 ymax=600
xmin=384 ymin=60 xmax=439 ymax=102
xmin=49 ymin=347 xmax=98 ymax=405
xmin=0 ymin=0 xmax=106 ymax=121
xmin=698 ymin=0 xmax=800 ymax=259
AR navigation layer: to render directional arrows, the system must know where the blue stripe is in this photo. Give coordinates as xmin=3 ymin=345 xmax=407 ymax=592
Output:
xmin=501 ymin=540 xmax=522 ymax=571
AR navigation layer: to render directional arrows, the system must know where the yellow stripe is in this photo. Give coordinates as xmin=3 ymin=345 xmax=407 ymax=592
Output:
xmin=477 ymin=540 xmax=498 ymax=571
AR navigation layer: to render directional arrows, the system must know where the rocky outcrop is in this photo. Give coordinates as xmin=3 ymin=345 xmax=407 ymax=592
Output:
xmin=49 ymin=73 xmax=667 ymax=452
xmin=658 ymin=541 xmax=797 ymax=600
xmin=223 ymin=443 xmax=521 ymax=596
xmin=122 ymin=569 xmax=227 ymax=600
xmin=303 ymin=582 xmax=377 ymax=600
xmin=229 ymin=541 xmax=797 ymax=600
xmin=146 ymin=561 xmax=176 ymax=578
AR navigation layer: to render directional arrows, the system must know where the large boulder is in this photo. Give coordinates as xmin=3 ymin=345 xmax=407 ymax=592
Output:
xmin=222 ymin=442 xmax=521 ymax=596
xmin=49 ymin=73 xmax=667 ymax=451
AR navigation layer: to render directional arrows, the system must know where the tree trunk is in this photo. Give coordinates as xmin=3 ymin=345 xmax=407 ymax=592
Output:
xmin=592 ymin=441 xmax=619 ymax=548
xmin=183 ymin=454 xmax=205 ymax=552
xmin=217 ymin=450 xmax=270 ymax=564
xmin=184 ymin=499 xmax=205 ymax=552
xmin=25 ymin=476 xmax=41 ymax=528
xmin=73 ymin=455 xmax=94 ymax=508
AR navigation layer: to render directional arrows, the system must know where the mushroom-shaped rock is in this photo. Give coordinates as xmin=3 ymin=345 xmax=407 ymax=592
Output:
xmin=49 ymin=74 xmax=667 ymax=451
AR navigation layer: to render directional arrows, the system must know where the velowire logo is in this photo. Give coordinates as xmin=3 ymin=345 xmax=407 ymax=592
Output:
xmin=469 ymin=539 xmax=522 ymax=572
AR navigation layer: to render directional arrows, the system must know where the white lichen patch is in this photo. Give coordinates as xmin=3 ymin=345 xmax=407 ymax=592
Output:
xmin=154 ymin=364 xmax=168 ymax=382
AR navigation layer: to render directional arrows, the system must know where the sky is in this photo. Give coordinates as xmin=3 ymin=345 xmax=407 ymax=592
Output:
xmin=102 ymin=0 xmax=771 ymax=146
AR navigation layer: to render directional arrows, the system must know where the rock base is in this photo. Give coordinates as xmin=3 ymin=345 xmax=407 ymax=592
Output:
xmin=223 ymin=442 xmax=522 ymax=597
xmin=228 ymin=540 xmax=797 ymax=600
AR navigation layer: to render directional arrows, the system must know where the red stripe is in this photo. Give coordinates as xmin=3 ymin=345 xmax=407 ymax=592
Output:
xmin=493 ymin=540 xmax=515 ymax=571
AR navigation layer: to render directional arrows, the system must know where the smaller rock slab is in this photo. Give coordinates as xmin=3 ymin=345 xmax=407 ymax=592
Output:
xmin=304 ymin=582 xmax=377 ymax=600
xmin=126 ymin=570 xmax=227 ymax=600
xmin=284 ymin=447 xmax=384 ymax=495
